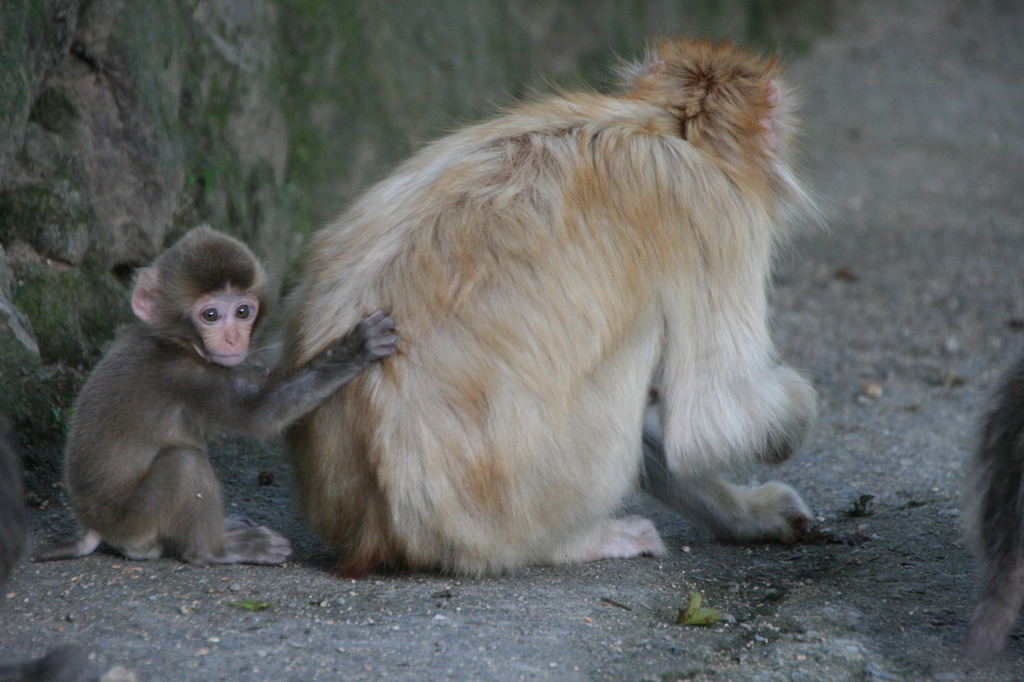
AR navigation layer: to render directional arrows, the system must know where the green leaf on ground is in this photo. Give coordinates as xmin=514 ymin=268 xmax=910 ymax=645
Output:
xmin=227 ymin=599 xmax=272 ymax=611
xmin=676 ymin=591 xmax=721 ymax=627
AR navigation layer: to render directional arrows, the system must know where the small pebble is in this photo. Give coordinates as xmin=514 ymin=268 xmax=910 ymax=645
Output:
xmin=99 ymin=666 xmax=138 ymax=682
xmin=859 ymin=381 xmax=883 ymax=400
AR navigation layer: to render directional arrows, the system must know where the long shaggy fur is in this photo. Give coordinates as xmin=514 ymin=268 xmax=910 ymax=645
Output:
xmin=965 ymin=351 xmax=1024 ymax=661
xmin=0 ymin=421 xmax=89 ymax=681
xmin=0 ymin=418 xmax=26 ymax=587
xmin=285 ymin=38 xmax=818 ymax=576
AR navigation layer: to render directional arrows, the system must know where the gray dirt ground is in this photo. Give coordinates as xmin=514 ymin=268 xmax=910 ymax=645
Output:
xmin=4 ymin=0 xmax=1024 ymax=679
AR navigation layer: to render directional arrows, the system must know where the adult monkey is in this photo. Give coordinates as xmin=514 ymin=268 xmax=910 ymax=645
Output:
xmin=965 ymin=350 xmax=1024 ymax=662
xmin=37 ymin=227 xmax=397 ymax=565
xmin=0 ymin=419 xmax=87 ymax=681
xmin=285 ymin=39 xmax=818 ymax=575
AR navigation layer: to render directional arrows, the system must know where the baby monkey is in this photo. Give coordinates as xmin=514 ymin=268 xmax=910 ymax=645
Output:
xmin=36 ymin=227 xmax=397 ymax=565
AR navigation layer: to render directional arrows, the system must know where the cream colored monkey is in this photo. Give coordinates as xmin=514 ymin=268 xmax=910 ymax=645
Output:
xmin=285 ymin=38 xmax=818 ymax=576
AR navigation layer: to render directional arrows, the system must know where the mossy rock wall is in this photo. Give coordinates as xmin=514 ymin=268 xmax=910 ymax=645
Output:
xmin=0 ymin=0 xmax=834 ymax=452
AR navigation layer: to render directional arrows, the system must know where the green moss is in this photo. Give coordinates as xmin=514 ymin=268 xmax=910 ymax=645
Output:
xmin=0 ymin=294 xmax=71 ymax=447
xmin=0 ymin=0 xmax=33 ymax=168
xmin=0 ymin=183 xmax=90 ymax=264
xmin=271 ymin=1 xmax=369 ymax=236
xmin=10 ymin=262 xmax=127 ymax=367
xmin=29 ymin=87 xmax=77 ymax=134
xmin=108 ymin=2 xmax=188 ymax=142
xmin=0 ymin=309 xmax=48 ymax=409
xmin=5 ymin=172 xmax=130 ymax=370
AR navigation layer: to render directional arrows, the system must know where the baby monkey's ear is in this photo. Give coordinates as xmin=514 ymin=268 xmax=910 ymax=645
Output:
xmin=130 ymin=267 xmax=160 ymax=324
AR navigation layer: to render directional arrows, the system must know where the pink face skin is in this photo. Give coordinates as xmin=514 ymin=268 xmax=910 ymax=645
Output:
xmin=190 ymin=289 xmax=260 ymax=366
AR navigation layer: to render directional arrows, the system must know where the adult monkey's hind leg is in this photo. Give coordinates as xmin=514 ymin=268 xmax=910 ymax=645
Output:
xmin=643 ymin=389 xmax=814 ymax=545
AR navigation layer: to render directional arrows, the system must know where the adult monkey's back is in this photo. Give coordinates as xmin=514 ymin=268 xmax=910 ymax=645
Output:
xmin=285 ymin=38 xmax=819 ymax=576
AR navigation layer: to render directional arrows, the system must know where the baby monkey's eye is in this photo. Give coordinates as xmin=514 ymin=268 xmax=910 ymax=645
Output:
xmin=201 ymin=308 xmax=221 ymax=323
xmin=235 ymin=304 xmax=253 ymax=320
